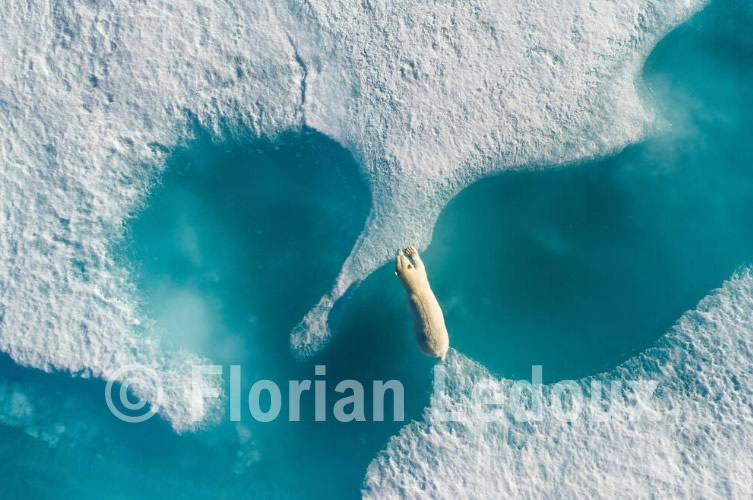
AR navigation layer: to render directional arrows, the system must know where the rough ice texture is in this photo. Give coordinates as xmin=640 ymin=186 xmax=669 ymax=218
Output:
xmin=363 ymin=268 xmax=753 ymax=498
xmin=0 ymin=0 xmax=704 ymax=430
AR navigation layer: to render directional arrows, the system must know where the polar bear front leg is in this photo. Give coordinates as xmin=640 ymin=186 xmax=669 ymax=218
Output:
xmin=395 ymin=248 xmax=414 ymax=276
xmin=404 ymin=246 xmax=425 ymax=271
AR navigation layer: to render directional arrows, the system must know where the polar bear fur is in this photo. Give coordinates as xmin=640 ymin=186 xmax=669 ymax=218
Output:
xmin=395 ymin=246 xmax=450 ymax=361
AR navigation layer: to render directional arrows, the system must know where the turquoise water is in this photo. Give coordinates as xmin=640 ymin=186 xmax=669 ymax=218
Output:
xmin=1 ymin=0 xmax=753 ymax=498
xmin=428 ymin=0 xmax=753 ymax=382
xmin=121 ymin=128 xmax=434 ymax=498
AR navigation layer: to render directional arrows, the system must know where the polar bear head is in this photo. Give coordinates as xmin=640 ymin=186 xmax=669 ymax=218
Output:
xmin=395 ymin=247 xmax=427 ymax=290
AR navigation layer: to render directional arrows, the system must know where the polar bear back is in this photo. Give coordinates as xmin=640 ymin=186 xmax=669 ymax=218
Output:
xmin=395 ymin=248 xmax=450 ymax=360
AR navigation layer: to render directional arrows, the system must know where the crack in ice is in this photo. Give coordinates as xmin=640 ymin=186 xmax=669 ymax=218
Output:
xmin=287 ymin=33 xmax=309 ymax=125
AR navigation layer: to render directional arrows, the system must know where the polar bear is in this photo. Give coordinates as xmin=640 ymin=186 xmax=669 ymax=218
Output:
xmin=395 ymin=246 xmax=450 ymax=361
